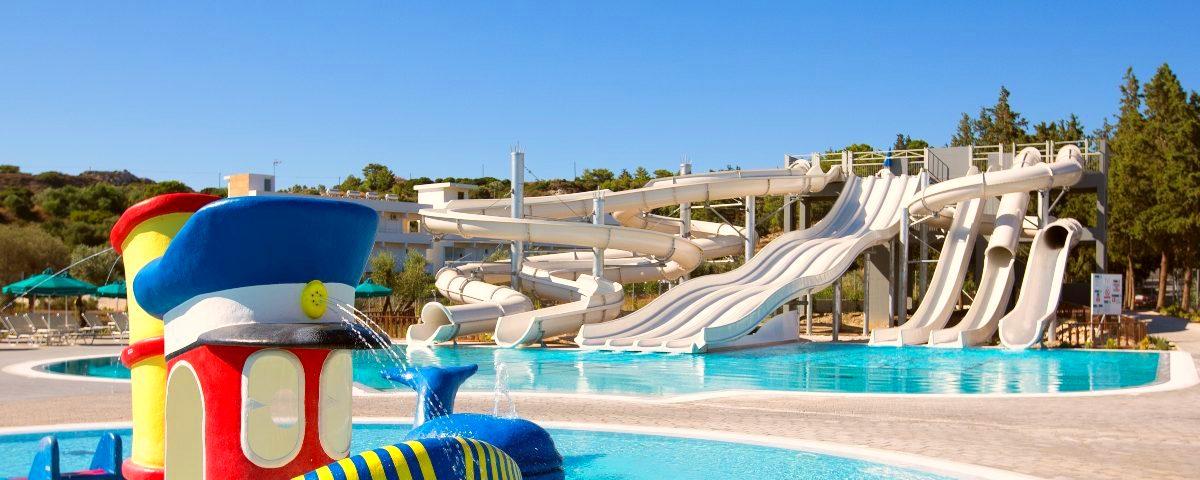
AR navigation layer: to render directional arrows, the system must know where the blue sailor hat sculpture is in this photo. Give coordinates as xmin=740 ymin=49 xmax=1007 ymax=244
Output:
xmin=133 ymin=195 xmax=382 ymax=357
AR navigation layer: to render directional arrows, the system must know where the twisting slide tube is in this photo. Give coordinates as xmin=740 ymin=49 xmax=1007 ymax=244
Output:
xmin=407 ymin=162 xmax=841 ymax=346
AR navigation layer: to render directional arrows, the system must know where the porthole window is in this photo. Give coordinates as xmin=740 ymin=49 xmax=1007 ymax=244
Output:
xmin=319 ymin=350 xmax=353 ymax=459
xmin=241 ymin=349 xmax=304 ymax=467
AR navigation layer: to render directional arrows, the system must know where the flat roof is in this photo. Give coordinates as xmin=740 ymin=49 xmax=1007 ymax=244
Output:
xmin=413 ymin=182 xmax=480 ymax=191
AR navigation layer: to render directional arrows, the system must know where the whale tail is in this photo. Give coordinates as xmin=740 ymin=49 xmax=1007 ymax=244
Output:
xmin=381 ymin=364 xmax=479 ymax=426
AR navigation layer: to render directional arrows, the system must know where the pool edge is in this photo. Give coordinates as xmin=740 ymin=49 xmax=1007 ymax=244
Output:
xmin=18 ymin=349 xmax=1199 ymax=401
xmin=0 ymin=419 xmax=1041 ymax=480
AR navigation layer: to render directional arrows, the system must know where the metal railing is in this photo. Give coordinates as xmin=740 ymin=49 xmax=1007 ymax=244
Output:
xmin=787 ymin=139 xmax=1104 ymax=182
xmin=970 ymin=139 xmax=1103 ymax=172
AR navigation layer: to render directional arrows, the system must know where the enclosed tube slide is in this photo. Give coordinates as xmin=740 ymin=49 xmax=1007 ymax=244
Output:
xmin=998 ymin=217 xmax=1084 ymax=349
xmin=407 ymin=163 xmax=842 ymax=346
xmin=927 ymin=147 xmax=1041 ymax=347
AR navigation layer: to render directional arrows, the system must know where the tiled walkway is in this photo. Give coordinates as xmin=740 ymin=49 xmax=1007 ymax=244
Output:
xmin=2 ymin=316 xmax=1198 ymax=479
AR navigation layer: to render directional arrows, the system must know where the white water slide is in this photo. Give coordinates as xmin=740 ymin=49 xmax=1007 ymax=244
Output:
xmin=874 ymin=146 xmax=1084 ymax=347
xmin=406 ymin=163 xmax=843 ymax=346
xmin=579 ymin=145 xmax=1085 ymax=353
xmin=927 ymin=147 xmax=1041 ymax=347
xmin=998 ymin=217 xmax=1084 ymax=349
xmin=868 ymin=186 xmax=984 ymax=346
xmin=578 ymin=171 xmax=923 ymax=353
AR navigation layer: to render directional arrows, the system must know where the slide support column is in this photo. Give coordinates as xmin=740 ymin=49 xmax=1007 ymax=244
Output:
xmin=863 ymin=251 xmax=870 ymax=335
xmin=592 ymin=193 xmax=605 ymax=278
xmin=897 ymin=207 xmax=910 ymax=327
xmin=805 ymin=292 xmax=813 ymax=335
xmin=832 ymin=279 xmax=842 ymax=342
xmin=511 ymin=147 xmax=525 ymax=290
xmin=744 ymin=196 xmax=756 ymax=260
xmin=679 ymin=160 xmax=692 ymax=280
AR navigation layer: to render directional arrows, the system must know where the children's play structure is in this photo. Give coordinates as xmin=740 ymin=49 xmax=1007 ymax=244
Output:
xmin=408 ymin=144 xmax=1093 ymax=353
xmin=8 ymin=195 xmax=560 ymax=479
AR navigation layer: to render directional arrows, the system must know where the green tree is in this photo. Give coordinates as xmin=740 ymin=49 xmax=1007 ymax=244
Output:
xmin=653 ymin=169 xmax=675 ymax=178
xmin=974 ymin=86 xmax=1029 ymax=145
xmin=577 ymin=169 xmax=614 ymax=191
xmin=336 ymin=175 xmax=364 ymax=192
xmin=362 ymin=163 xmax=397 ymax=192
xmin=891 ymin=134 xmax=929 ymax=150
xmin=1142 ymin=64 xmax=1200 ymax=309
xmin=1 ymin=187 xmax=36 ymax=221
xmin=1108 ymin=68 xmax=1154 ymax=308
xmin=0 ymin=165 xmax=19 ymax=174
xmin=950 ymin=113 xmax=976 ymax=146
xmin=70 ymin=244 xmax=123 ymax=286
xmin=0 ymin=224 xmax=70 ymax=285
xmin=394 ymin=250 xmax=435 ymax=315
xmin=126 ymin=181 xmax=192 ymax=204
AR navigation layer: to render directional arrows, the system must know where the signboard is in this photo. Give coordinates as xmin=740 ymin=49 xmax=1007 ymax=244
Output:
xmin=1090 ymin=274 xmax=1123 ymax=316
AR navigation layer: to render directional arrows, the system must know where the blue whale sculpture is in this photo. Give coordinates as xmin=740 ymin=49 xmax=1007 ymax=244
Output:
xmin=382 ymin=364 xmax=565 ymax=480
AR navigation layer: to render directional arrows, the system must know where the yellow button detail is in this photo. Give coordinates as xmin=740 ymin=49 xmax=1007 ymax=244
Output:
xmin=301 ymin=280 xmax=328 ymax=319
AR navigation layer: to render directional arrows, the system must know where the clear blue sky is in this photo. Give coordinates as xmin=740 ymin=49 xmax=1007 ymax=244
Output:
xmin=2 ymin=1 xmax=1197 ymax=190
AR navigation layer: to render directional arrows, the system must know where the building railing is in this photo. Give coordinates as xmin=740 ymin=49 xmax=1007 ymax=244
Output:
xmin=970 ymin=139 xmax=1103 ymax=173
xmin=787 ymin=139 xmax=1104 ymax=182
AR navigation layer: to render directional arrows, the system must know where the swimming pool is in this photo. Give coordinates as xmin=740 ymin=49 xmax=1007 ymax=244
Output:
xmin=40 ymin=343 xmax=1165 ymax=395
xmin=0 ymin=423 xmax=954 ymax=480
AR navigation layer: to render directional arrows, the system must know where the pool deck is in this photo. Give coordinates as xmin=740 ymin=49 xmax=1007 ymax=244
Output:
xmin=1 ymin=314 xmax=1198 ymax=479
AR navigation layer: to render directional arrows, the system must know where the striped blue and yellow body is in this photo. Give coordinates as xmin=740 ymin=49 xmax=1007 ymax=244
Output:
xmin=295 ymin=436 xmax=523 ymax=480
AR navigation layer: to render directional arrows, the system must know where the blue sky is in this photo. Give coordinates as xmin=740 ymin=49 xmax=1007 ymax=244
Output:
xmin=1 ymin=1 xmax=1197 ymax=190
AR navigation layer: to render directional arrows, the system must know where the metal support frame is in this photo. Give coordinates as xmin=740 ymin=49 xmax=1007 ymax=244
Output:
xmin=805 ymin=292 xmax=813 ymax=335
xmin=744 ymin=196 xmax=756 ymax=259
xmin=592 ymin=192 xmax=605 ymax=278
xmin=897 ymin=207 xmax=910 ymax=327
xmin=863 ymin=252 xmax=870 ymax=336
xmin=832 ymin=278 xmax=842 ymax=342
xmin=510 ymin=148 xmax=525 ymax=290
xmin=917 ymin=173 xmax=929 ymax=303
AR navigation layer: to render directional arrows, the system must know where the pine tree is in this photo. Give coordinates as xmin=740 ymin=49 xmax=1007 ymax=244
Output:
xmin=950 ymin=113 xmax=976 ymax=146
xmin=975 ymin=86 xmax=1030 ymax=145
xmin=1141 ymin=63 xmax=1199 ymax=309
xmin=1109 ymin=68 xmax=1154 ymax=309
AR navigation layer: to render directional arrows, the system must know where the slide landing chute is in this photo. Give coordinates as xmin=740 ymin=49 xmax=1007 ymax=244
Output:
xmin=927 ymin=147 xmax=1043 ymax=347
xmin=998 ymin=217 xmax=1084 ymax=349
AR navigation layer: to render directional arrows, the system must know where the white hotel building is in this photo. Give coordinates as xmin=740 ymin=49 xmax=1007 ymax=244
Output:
xmin=225 ymin=173 xmax=503 ymax=272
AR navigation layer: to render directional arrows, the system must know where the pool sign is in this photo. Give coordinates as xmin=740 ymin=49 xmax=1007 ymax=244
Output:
xmin=1091 ymin=273 xmax=1123 ymax=316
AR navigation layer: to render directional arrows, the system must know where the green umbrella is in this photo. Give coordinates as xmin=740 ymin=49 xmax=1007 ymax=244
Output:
xmin=1 ymin=268 xmax=97 ymax=296
xmin=95 ymin=281 xmax=128 ymax=299
xmin=355 ymin=278 xmax=392 ymax=298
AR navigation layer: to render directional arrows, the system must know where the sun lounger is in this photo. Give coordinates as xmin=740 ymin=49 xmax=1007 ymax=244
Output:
xmin=28 ymin=313 xmax=64 ymax=345
xmin=110 ymin=312 xmax=131 ymax=341
xmin=82 ymin=312 xmax=115 ymax=343
xmin=2 ymin=315 xmax=37 ymax=345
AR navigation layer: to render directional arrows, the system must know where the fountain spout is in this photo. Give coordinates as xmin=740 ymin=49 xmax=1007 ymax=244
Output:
xmin=382 ymin=364 xmax=479 ymax=427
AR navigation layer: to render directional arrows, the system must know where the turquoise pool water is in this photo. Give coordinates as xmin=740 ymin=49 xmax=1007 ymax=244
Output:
xmin=41 ymin=343 xmax=1164 ymax=395
xmin=0 ymin=424 xmax=953 ymax=479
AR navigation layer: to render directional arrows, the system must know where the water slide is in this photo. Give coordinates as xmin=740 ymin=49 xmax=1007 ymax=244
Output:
xmin=579 ymin=145 xmax=1085 ymax=353
xmin=998 ymin=217 xmax=1084 ymax=349
xmin=868 ymin=185 xmax=984 ymax=346
xmin=406 ymin=163 xmax=843 ymax=346
xmin=577 ymin=171 xmax=923 ymax=352
xmin=927 ymin=147 xmax=1042 ymax=347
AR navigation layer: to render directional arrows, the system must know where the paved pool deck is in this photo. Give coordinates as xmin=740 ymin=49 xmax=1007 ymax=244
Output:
xmin=1 ymin=314 xmax=1198 ymax=479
